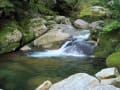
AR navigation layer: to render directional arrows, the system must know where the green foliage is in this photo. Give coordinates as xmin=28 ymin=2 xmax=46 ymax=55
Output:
xmin=106 ymin=52 xmax=120 ymax=69
xmin=102 ymin=20 xmax=120 ymax=32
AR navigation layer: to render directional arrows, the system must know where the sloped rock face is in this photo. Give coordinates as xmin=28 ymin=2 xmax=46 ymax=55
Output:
xmin=33 ymin=25 xmax=70 ymax=49
xmin=49 ymin=73 xmax=100 ymax=90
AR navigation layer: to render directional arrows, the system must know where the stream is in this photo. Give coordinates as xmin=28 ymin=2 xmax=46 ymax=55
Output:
xmin=0 ymin=30 xmax=106 ymax=90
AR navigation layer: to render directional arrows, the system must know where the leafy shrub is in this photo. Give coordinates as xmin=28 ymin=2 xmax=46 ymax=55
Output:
xmin=102 ymin=20 xmax=120 ymax=32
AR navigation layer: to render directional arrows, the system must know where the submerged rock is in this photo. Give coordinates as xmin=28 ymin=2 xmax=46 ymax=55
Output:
xmin=49 ymin=73 xmax=100 ymax=90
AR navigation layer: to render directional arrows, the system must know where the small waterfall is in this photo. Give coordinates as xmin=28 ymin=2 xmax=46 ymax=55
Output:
xmin=27 ymin=30 xmax=96 ymax=58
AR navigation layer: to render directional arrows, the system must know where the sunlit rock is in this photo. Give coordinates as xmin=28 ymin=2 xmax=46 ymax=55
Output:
xmin=49 ymin=73 xmax=100 ymax=90
xmin=95 ymin=67 xmax=119 ymax=79
xmin=74 ymin=19 xmax=89 ymax=29
xmin=36 ymin=80 xmax=52 ymax=90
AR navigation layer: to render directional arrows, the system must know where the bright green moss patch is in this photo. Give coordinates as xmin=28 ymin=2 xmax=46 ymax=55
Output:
xmin=106 ymin=52 xmax=120 ymax=70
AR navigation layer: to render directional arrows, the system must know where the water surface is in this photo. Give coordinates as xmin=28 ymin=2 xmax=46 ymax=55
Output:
xmin=0 ymin=52 xmax=106 ymax=90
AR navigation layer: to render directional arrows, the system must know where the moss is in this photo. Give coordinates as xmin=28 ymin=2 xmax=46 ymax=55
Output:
xmin=0 ymin=20 xmax=21 ymax=54
xmin=106 ymin=52 xmax=120 ymax=70
xmin=115 ymin=43 xmax=120 ymax=52
xmin=94 ymin=31 xmax=120 ymax=57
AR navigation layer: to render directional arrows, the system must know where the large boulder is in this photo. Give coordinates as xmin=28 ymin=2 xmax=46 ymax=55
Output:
xmin=0 ymin=21 xmax=22 ymax=54
xmin=49 ymin=73 xmax=100 ymax=90
xmin=33 ymin=28 xmax=70 ymax=49
xmin=95 ymin=67 xmax=119 ymax=79
xmin=29 ymin=17 xmax=48 ymax=37
xmin=33 ymin=24 xmax=79 ymax=49
xmin=89 ymin=6 xmax=111 ymax=17
xmin=74 ymin=19 xmax=89 ymax=29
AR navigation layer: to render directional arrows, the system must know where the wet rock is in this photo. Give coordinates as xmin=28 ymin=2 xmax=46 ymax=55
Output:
xmin=95 ymin=67 xmax=119 ymax=79
xmin=49 ymin=73 xmax=100 ymax=90
xmin=36 ymin=80 xmax=52 ymax=90
xmin=74 ymin=19 xmax=89 ymax=29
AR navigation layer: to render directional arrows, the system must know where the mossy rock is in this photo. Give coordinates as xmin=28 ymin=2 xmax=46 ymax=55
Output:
xmin=94 ymin=31 xmax=120 ymax=57
xmin=106 ymin=52 xmax=120 ymax=70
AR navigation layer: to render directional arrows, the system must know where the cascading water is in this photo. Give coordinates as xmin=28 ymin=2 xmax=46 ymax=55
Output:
xmin=27 ymin=30 xmax=96 ymax=58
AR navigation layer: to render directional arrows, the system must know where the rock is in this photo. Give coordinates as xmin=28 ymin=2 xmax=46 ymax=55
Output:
xmin=0 ymin=21 xmax=22 ymax=54
xmin=100 ymin=76 xmax=120 ymax=87
xmin=89 ymin=20 xmax=104 ymax=30
xmin=95 ymin=67 xmax=119 ymax=79
xmin=32 ymin=24 xmax=48 ymax=37
xmin=6 ymin=29 xmax=22 ymax=42
xmin=49 ymin=73 xmax=100 ymax=90
xmin=20 ymin=45 xmax=31 ymax=51
xmin=92 ymin=85 xmax=120 ymax=90
xmin=30 ymin=17 xmax=47 ymax=25
xmin=29 ymin=17 xmax=48 ymax=37
xmin=33 ymin=24 xmax=81 ymax=49
xmin=44 ymin=16 xmax=55 ymax=20
xmin=100 ymin=78 xmax=117 ymax=85
xmin=74 ymin=19 xmax=89 ymax=29
xmin=36 ymin=80 xmax=52 ymax=90
xmin=47 ymin=21 xmax=56 ymax=26
xmin=55 ymin=16 xmax=71 ymax=25
xmin=106 ymin=52 xmax=120 ymax=69
xmin=33 ymin=28 xmax=70 ymax=49
xmin=90 ymin=6 xmax=111 ymax=17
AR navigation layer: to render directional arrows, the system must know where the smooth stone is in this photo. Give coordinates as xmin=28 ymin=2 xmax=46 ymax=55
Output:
xmin=36 ymin=80 xmax=52 ymax=90
xmin=74 ymin=19 xmax=89 ymax=29
xmin=20 ymin=45 xmax=31 ymax=51
xmin=49 ymin=73 xmax=100 ymax=90
xmin=95 ymin=67 xmax=119 ymax=79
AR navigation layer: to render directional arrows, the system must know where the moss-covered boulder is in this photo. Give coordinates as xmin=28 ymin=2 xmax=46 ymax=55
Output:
xmin=0 ymin=21 xmax=22 ymax=54
xmin=106 ymin=52 xmax=120 ymax=70
xmin=94 ymin=31 xmax=120 ymax=58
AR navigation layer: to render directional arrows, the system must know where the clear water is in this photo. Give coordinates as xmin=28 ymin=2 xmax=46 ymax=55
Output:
xmin=0 ymin=52 xmax=106 ymax=90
